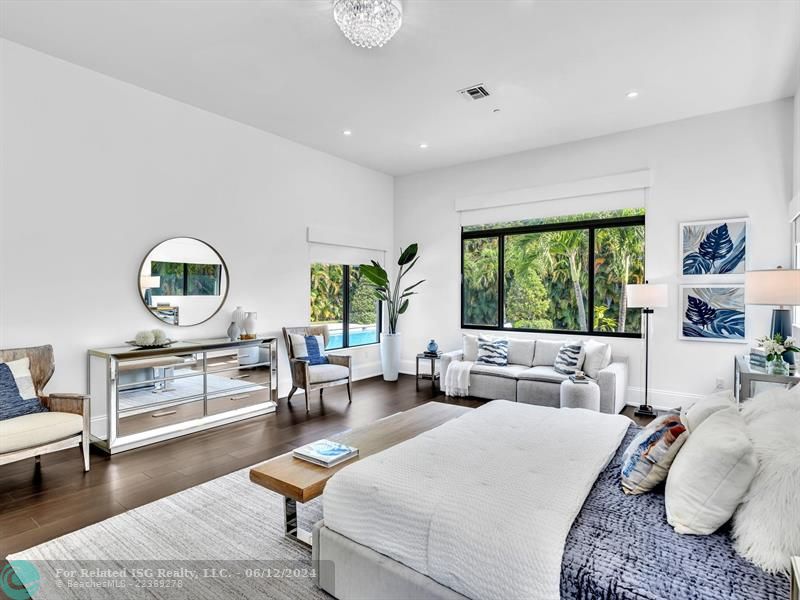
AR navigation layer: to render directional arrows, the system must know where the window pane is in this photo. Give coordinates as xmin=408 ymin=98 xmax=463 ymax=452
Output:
xmin=594 ymin=225 xmax=645 ymax=334
xmin=463 ymin=237 xmax=499 ymax=326
xmin=348 ymin=266 xmax=379 ymax=346
xmin=310 ymin=263 xmax=344 ymax=349
xmin=504 ymin=230 xmax=589 ymax=331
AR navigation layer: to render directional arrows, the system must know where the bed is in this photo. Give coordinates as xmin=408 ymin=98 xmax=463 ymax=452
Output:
xmin=312 ymin=402 xmax=789 ymax=600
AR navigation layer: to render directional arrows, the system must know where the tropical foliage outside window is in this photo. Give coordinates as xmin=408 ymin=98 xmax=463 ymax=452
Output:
xmin=462 ymin=209 xmax=645 ymax=336
xmin=310 ymin=263 xmax=381 ymax=349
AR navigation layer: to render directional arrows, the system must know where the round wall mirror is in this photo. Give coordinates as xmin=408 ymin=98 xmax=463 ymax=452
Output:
xmin=138 ymin=237 xmax=229 ymax=327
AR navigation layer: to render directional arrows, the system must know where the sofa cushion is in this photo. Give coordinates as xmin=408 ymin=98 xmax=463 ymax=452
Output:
xmin=554 ymin=342 xmax=586 ymax=375
xmin=0 ymin=411 xmax=83 ymax=453
xmin=582 ymin=340 xmax=612 ymax=379
xmin=309 ymin=364 xmax=350 ymax=383
xmin=507 ymin=339 xmax=535 ymax=367
xmin=532 ymin=340 xmax=565 ymax=366
xmin=470 ymin=364 xmax=529 ymax=380
xmin=290 ymin=334 xmax=328 ymax=364
xmin=463 ymin=334 xmax=479 ymax=362
xmin=517 ymin=366 xmax=569 ymax=383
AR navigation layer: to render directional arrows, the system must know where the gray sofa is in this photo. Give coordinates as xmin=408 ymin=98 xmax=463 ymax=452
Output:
xmin=440 ymin=338 xmax=628 ymax=414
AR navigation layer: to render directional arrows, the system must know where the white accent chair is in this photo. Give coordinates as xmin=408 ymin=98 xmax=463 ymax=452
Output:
xmin=282 ymin=326 xmax=352 ymax=414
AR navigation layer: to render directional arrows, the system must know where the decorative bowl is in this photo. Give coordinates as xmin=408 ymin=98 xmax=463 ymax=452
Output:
xmin=125 ymin=340 xmax=175 ymax=349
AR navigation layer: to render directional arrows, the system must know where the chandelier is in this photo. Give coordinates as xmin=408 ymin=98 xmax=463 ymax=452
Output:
xmin=333 ymin=0 xmax=403 ymax=49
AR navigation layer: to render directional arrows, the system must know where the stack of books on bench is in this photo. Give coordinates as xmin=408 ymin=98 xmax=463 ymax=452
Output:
xmin=749 ymin=348 xmax=767 ymax=369
xmin=293 ymin=439 xmax=358 ymax=468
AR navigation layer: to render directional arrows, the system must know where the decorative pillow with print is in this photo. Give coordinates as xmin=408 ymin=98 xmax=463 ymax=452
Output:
xmin=553 ymin=342 xmax=585 ymax=375
xmin=0 ymin=358 xmax=48 ymax=421
xmin=476 ymin=337 xmax=509 ymax=367
xmin=621 ymin=413 xmax=688 ymax=495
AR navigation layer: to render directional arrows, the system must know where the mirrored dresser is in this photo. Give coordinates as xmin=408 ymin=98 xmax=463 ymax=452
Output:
xmin=88 ymin=336 xmax=278 ymax=453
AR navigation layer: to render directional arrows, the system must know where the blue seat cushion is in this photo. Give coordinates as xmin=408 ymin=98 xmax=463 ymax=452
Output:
xmin=299 ymin=334 xmax=329 ymax=366
xmin=0 ymin=363 xmax=47 ymax=420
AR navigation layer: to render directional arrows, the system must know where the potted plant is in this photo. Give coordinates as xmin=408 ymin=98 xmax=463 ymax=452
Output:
xmin=360 ymin=244 xmax=424 ymax=381
xmin=756 ymin=333 xmax=799 ymax=375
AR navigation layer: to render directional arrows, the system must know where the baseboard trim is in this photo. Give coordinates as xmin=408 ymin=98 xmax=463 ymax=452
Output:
xmin=625 ymin=386 xmax=704 ymax=412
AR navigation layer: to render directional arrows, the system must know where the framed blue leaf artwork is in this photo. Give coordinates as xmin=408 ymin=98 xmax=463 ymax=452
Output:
xmin=680 ymin=218 xmax=748 ymax=276
xmin=679 ymin=285 xmax=746 ymax=343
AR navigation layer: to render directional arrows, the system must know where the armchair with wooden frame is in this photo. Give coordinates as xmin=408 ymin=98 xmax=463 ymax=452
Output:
xmin=282 ymin=326 xmax=352 ymax=414
xmin=0 ymin=345 xmax=91 ymax=471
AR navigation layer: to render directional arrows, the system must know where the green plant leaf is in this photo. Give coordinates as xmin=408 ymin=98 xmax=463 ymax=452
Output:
xmin=397 ymin=243 xmax=418 ymax=266
xmin=359 ymin=264 xmax=388 ymax=287
xmin=398 ymin=298 xmax=410 ymax=314
xmin=402 ymin=279 xmax=425 ymax=294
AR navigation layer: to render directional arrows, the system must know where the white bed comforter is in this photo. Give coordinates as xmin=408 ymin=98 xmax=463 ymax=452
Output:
xmin=323 ymin=400 xmax=630 ymax=600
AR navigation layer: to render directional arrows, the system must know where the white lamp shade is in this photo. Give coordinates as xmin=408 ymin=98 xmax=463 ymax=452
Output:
xmin=140 ymin=275 xmax=161 ymax=289
xmin=626 ymin=283 xmax=668 ymax=308
xmin=745 ymin=269 xmax=800 ymax=306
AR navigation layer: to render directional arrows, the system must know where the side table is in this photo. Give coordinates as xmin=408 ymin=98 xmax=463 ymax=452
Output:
xmin=734 ymin=355 xmax=799 ymax=402
xmin=415 ymin=353 xmax=441 ymax=392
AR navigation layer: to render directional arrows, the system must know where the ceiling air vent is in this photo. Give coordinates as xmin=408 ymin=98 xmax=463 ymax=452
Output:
xmin=457 ymin=84 xmax=490 ymax=101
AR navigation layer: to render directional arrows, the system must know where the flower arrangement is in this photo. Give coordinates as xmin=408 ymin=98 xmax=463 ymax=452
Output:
xmin=756 ymin=333 xmax=799 ymax=362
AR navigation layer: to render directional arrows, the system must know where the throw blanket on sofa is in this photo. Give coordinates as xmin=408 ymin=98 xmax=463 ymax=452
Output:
xmin=324 ymin=400 xmax=630 ymax=600
xmin=443 ymin=359 xmax=472 ymax=397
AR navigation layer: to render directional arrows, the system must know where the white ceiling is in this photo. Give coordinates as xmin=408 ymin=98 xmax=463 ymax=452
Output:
xmin=2 ymin=0 xmax=799 ymax=176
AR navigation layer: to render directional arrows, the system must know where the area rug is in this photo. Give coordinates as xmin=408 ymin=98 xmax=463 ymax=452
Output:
xmin=6 ymin=466 xmax=328 ymax=599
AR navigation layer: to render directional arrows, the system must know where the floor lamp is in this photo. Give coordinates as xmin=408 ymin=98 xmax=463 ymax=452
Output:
xmin=626 ymin=282 xmax=669 ymax=418
xmin=745 ymin=267 xmax=800 ymax=366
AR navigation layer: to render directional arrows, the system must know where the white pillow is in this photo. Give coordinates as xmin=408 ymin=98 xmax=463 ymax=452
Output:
xmin=0 ymin=357 xmax=37 ymax=400
xmin=462 ymin=334 xmax=479 ymax=362
xmin=681 ymin=389 xmax=735 ymax=433
xmin=665 ymin=407 xmax=757 ymax=535
xmin=532 ymin=340 xmax=565 ymax=367
xmin=582 ymin=340 xmax=611 ymax=379
xmin=732 ymin=388 xmax=800 ymax=574
xmin=507 ymin=339 xmax=535 ymax=367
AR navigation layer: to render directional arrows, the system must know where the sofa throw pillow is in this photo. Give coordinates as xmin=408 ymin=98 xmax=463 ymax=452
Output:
xmin=0 ymin=359 xmax=47 ymax=420
xmin=732 ymin=388 xmax=800 ymax=573
xmin=507 ymin=339 xmax=535 ymax=367
xmin=665 ymin=407 xmax=757 ymax=536
xmin=620 ymin=413 xmax=688 ymax=495
xmin=476 ymin=337 xmax=508 ymax=366
xmin=290 ymin=334 xmax=329 ymax=365
xmin=553 ymin=342 xmax=585 ymax=375
xmin=462 ymin=334 xmax=479 ymax=362
xmin=582 ymin=340 xmax=612 ymax=379
xmin=532 ymin=340 xmax=565 ymax=367
xmin=681 ymin=389 xmax=735 ymax=433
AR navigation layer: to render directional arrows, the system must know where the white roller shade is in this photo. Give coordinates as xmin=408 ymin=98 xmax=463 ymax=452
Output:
xmin=307 ymin=227 xmax=386 ymax=266
xmin=459 ymin=188 xmax=646 ymax=228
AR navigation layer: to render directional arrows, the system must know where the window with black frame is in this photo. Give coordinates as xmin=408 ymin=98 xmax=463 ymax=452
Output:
xmin=310 ymin=263 xmax=382 ymax=350
xmin=462 ymin=209 xmax=645 ymax=337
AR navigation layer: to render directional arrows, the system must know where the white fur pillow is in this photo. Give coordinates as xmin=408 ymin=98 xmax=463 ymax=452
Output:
xmin=665 ymin=407 xmax=757 ymax=535
xmin=732 ymin=387 xmax=800 ymax=574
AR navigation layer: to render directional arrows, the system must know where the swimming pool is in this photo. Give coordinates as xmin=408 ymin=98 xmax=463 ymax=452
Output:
xmin=327 ymin=328 xmax=378 ymax=348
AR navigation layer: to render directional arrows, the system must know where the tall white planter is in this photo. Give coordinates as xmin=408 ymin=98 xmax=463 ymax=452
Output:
xmin=380 ymin=332 xmax=401 ymax=381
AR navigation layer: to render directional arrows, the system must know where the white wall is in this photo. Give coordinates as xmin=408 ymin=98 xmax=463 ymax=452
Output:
xmin=0 ymin=40 xmax=393 ymax=394
xmin=395 ymin=100 xmax=794 ymax=408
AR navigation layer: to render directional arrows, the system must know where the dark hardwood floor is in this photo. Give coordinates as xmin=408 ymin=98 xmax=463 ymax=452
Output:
xmin=0 ymin=374 xmax=646 ymax=562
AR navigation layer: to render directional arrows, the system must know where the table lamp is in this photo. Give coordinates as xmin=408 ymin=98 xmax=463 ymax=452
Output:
xmin=140 ymin=275 xmax=161 ymax=307
xmin=745 ymin=267 xmax=800 ymax=365
xmin=626 ymin=282 xmax=669 ymax=417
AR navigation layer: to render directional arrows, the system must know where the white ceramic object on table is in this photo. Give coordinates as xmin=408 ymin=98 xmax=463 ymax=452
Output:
xmin=244 ymin=312 xmax=258 ymax=335
xmin=380 ymin=332 xmax=401 ymax=381
xmin=232 ymin=306 xmax=246 ymax=330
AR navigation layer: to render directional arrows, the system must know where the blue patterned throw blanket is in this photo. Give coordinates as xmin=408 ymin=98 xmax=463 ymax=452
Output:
xmin=560 ymin=426 xmax=789 ymax=600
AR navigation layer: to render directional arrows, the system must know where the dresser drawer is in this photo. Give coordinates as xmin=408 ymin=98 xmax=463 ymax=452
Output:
xmin=206 ymin=387 xmax=271 ymax=416
xmin=207 ymin=364 xmax=271 ymax=388
xmin=118 ymin=399 xmax=204 ymax=436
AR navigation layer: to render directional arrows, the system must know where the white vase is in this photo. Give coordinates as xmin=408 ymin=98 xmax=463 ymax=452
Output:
xmin=232 ymin=306 xmax=246 ymax=329
xmin=243 ymin=312 xmax=258 ymax=336
xmin=380 ymin=332 xmax=401 ymax=381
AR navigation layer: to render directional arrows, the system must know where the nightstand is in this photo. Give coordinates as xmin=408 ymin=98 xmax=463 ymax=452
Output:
xmin=415 ymin=353 xmax=441 ymax=392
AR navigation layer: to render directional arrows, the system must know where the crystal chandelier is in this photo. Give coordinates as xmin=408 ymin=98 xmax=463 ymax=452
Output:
xmin=333 ymin=0 xmax=403 ymax=49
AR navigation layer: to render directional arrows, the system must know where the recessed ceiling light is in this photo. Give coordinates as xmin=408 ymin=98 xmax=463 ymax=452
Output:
xmin=343 ymin=130 xmax=352 ymax=136
xmin=419 ymin=143 xmax=429 ymax=149
xmin=626 ymin=90 xmax=639 ymax=99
